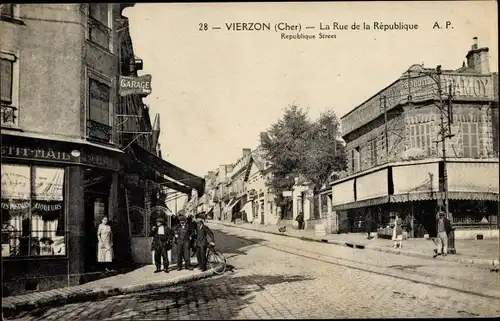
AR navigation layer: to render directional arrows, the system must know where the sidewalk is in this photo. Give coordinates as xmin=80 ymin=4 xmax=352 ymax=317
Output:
xmin=210 ymin=220 xmax=499 ymax=267
xmin=2 ymin=258 xmax=223 ymax=317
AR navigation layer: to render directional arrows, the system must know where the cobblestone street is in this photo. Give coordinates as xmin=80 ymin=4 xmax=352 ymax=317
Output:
xmin=9 ymin=224 xmax=500 ymax=320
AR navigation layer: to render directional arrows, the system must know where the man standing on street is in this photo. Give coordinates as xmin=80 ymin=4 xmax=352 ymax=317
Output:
xmin=187 ymin=215 xmax=197 ymax=255
xmin=296 ymin=212 xmax=305 ymax=230
xmin=174 ymin=215 xmax=193 ymax=270
xmin=433 ymin=210 xmax=452 ymax=258
xmin=366 ymin=212 xmax=373 ymax=240
xmin=195 ymin=215 xmax=215 ymax=271
xmin=150 ymin=217 xmax=174 ymax=273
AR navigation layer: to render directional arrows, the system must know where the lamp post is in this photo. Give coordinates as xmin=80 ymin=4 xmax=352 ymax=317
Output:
xmin=407 ymin=65 xmax=455 ymax=254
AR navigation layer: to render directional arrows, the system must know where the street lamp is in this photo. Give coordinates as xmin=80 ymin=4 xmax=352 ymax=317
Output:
xmin=406 ymin=65 xmax=456 ymax=254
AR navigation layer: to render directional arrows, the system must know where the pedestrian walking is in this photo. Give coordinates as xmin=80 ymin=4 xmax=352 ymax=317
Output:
xmin=195 ymin=215 xmax=215 ymax=271
xmin=366 ymin=212 xmax=373 ymax=240
xmin=392 ymin=217 xmax=403 ymax=249
xmin=150 ymin=217 xmax=174 ymax=273
xmin=173 ymin=215 xmax=193 ymax=270
xmin=296 ymin=212 xmax=305 ymax=230
xmin=433 ymin=210 xmax=452 ymax=258
xmin=97 ymin=216 xmax=113 ymax=272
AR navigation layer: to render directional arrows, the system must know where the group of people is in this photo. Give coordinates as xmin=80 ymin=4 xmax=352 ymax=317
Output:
xmin=150 ymin=214 xmax=215 ymax=274
xmin=364 ymin=209 xmax=453 ymax=257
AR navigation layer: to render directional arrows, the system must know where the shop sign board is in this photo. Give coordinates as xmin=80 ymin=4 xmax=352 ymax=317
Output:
xmin=1 ymin=144 xmax=121 ymax=171
xmin=341 ymin=73 xmax=495 ymax=135
xmin=119 ymin=74 xmax=152 ymax=97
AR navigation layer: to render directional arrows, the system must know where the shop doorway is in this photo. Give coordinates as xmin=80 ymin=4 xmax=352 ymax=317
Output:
xmin=83 ymin=169 xmax=111 ymax=272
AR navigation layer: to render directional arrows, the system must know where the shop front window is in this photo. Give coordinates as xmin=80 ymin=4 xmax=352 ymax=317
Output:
xmin=1 ymin=164 xmax=66 ymax=257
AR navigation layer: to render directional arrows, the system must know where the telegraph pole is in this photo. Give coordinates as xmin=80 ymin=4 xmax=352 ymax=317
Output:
xmin=435 ymin=65 xmax=456 ymax=254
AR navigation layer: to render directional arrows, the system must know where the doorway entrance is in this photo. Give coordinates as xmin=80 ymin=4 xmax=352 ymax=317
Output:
xmin=83 ymin=169 xmax=111 ymax=272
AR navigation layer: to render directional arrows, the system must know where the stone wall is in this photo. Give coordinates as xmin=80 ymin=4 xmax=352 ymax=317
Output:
xmin=346 ymin=114 xmax=406 ymax=174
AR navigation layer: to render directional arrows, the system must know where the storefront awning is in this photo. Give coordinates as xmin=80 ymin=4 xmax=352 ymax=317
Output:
xmin=227 ymin=198 xmax=241 ymax=213
xmin=356 ymin=169 xmax=388 ymax=201
xmin=332 ymin=179 xmax=355 ymax=206
xmin=447 ymin=161 xmax=499 ymax=194
xmin=332 ymin=196 xmax=390 ymax=211
xmin=392 ymin=162 xmax=439 ymax=196
xmin=390 ymin=191 xmax=498 ymax=203
xmin=131 ymin=144 xmax=205 ymax=196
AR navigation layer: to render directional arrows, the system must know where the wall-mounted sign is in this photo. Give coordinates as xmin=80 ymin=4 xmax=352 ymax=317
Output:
xmin=341 ymin=73 xmax=495 ymax=136
xmin=2 ymin=144 xmax=121 ymax=171
xmin=282 ymin=191 xmax=292 ymax=197
xmin=1 ymin=145 xmax=76 ymax=162
xmin=119 ymin=74 xmax=152 ymax=97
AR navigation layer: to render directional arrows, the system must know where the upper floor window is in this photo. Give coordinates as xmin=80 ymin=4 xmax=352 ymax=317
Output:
xmin=88 ymin=4 xmax=112 ymax=50
xmin=353 ymin=147 xmax=361 ymax=172
xmin=89 ymin=78 xmax=110 ymax=125
xmin=410 ymin=123 xmax=432 ymax=156
xmin=1 ymin=4 xmax=22 ymax=24
xmin=0 ymin=57 xmax=13 ymax=104
xmin=1 ymin=52 xmax=19 ymax=128
xmin=87 ymin=73 xmax=112 ymax=142
xmin=89 ymin=4 xmax=109 ymax=26
xmin=369 ymin=139 xmax=378 ymax=166
xmin=0 ymin=4 xmax=14 ymax=18
xmin=461 ymin=123 xmax=478 ymax=158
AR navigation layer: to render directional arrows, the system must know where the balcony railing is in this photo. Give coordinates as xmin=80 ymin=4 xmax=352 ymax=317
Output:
xmin=87 ymin=119 xmax=112 ymax=143
xmin=1 ymin=105 xmax=17 ymax=127
xmin=88 ymin=16 xmax=111 ymax=50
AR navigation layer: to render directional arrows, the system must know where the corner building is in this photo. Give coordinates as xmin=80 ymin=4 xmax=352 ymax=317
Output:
xmin=330 ymin=38 xmax=499 ymax=240
xmin=1 ymin=4 xmax=204 ymax=296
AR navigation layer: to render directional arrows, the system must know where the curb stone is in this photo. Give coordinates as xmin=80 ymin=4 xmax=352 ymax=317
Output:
xmin=2 ymin=265 xmax=223 ymax=317
xmin=210 ymin=221 xmax=499 ymax=267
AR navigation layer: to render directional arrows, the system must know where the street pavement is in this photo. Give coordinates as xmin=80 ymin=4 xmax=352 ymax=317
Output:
xmin=8 ymin=223 xmax=500 ymax=320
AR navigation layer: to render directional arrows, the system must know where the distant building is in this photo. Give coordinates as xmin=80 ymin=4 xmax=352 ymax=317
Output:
xmin=330 ymin=38 xmax=499 ymax=239
xmin=243 ymin=147 xmax=278 ymax=225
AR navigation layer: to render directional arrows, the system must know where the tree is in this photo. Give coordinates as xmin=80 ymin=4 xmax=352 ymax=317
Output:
xmin=301 ymin=109 xmax=347 ymax=189
xmin=260 ymin=105 xmax=347 ymax=206
xmin=260 ymin=105 xmax=310 ymax=203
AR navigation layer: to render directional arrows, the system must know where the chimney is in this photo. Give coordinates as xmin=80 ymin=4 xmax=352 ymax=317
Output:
xmin=242 ymin=148 xmax=251 ymax=157
xmin=466 ymin=37 xmax=490 ymax=74
xmin=472 ymin=36 xmax=478 ymax=49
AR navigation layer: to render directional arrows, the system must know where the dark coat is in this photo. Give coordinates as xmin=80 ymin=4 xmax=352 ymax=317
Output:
xmin=150 ymin=225 xmax=174 ymax=251
xmin=436 ymin=217 xmax=453 ymax=235
xmin=365 ymin=214 xmax=373 ymax=232
xmin=195 ymin=223 xmax=215 ymax=248
xmin=173 ymin=223 xmax=193 ymax=244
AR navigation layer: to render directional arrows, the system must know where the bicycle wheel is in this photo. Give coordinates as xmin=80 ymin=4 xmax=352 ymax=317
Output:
xmin=208 ymin=250 xmax=226 ymax=275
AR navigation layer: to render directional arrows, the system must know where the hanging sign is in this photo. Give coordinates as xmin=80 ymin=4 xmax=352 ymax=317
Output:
xmin=119 ymin=74 xmax=152 ymax=97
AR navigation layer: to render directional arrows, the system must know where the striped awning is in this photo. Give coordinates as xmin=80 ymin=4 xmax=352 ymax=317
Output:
xmin=390 ymin=191 xmax=498 ymax=203
xmin=332 ymin=196 xmax=390 ymax=211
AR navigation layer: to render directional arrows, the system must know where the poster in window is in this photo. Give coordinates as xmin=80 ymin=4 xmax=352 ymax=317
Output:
xmin=33 ymin=167 xmax=64 ymax=201
xmin=1 ymin=165 xmax=30 ymax=200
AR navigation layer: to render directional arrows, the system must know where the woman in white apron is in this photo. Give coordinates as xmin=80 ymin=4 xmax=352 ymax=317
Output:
xmin=97 ymin=216 xmax=114 ymax=272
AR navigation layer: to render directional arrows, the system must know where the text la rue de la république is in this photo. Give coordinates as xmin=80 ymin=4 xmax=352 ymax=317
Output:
xmin=201 ymin=21 xmax=421 ymax=40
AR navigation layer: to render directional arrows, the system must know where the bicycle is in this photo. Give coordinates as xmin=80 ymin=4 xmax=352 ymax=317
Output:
xmin=206 ymin=243 xmax=226 ymax=275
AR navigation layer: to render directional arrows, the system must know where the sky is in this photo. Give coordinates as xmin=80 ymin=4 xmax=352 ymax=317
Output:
xmin=125 ymin=1 xmax=498 ymax=178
